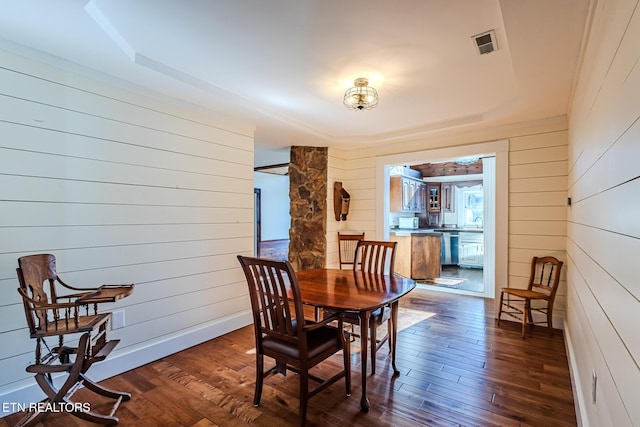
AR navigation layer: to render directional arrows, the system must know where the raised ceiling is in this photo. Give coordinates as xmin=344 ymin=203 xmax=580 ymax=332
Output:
xmin=0 ymin=1 xmax=590 ymax=163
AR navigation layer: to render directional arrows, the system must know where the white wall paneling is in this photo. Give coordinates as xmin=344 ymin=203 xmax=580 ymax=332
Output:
xmin=0 ymin=48 xmax=255 ymax=403
xmin=565 ymin=0 xmax=640 ymax=424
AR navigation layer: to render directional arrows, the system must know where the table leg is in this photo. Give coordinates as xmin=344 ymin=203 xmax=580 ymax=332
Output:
xmin=391 ymin=301 xmax=400 ymax=375
xmin=359 ymin=310 xmax=371 ymax=412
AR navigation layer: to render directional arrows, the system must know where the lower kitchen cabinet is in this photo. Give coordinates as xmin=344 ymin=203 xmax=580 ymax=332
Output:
xmin=390 ymin=233 xmax=441 ymax=280
xmin=458 ymin=232 xmax=483 ymax=268
xmin=391 ymin=234 xmax=412 ymax=278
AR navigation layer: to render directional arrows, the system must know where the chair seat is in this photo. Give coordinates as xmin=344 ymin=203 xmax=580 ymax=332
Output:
xmin=263 ymin=325 xmax=342 ymax=360
xmin=501 ymin=288 xmax=549 ymax=300
xmin=31 ymin=313 xmax=111 ymax=338
xmin=341 ymin=306 xmax=390 ymax=326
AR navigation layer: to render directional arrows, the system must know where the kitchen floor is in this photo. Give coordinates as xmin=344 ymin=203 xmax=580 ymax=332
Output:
xmin=419 ymin=265 xmax=484 ymax=293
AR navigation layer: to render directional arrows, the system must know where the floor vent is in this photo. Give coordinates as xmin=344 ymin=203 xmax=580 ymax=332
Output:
xmin=472 ymin=30 xmax=497 ymax=55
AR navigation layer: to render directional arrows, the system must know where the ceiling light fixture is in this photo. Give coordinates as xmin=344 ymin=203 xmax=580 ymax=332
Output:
xmin=343 ymin=78 xmax=379 ymax=111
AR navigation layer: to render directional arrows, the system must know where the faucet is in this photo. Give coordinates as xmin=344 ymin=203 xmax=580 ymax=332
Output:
xmin=474 ymin=217 xmax=483 ymax=228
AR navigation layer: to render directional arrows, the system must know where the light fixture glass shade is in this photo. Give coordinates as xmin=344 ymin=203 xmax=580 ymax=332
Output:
xmin=455 ymin=157 xmax=480 ymax=165
xmin=343 ymin=78 xmax=379 ymax=110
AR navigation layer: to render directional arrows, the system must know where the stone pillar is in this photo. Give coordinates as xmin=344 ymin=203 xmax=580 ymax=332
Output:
xmin=288 ymin=146 xmax=327 ymax=270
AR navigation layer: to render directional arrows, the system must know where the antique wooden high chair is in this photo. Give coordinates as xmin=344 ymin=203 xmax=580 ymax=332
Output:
xmin=15 ymin=254 xmax=134 ymax=426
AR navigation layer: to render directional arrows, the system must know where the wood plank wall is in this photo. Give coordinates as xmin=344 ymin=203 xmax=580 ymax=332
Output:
xmin=508 ymin=131 xmax=568 ymax=325
xmin=0 ymin=49 xmax=255 ymax=403
xmin=565 ymin=0 xmax=640 ymax=425
xmin=326 ymin=148 xmax=375 ymax=268
xmin=331 ymin=124 xmax=568 ymax=314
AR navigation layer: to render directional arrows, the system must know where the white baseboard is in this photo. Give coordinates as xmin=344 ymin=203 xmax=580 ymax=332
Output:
xmin=0 ymin=311 xmax=252 ymax=414
xmin=564 ymin=324 xmax=588 ymax=427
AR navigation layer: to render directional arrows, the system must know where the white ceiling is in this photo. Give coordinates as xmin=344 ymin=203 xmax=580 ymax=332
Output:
xmin=0 ymin=1 xmax=590 ymax=165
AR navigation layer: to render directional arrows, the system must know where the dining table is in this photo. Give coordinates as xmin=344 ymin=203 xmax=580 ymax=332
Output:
xmin=295 ymin=268 xmax=417 ymax=412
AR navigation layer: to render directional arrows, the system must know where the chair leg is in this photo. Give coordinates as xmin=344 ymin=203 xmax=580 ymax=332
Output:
xmin=79 ymin=373 xmax=131 ymax=401
xmin=343 ymin=330 xmax=351 ymax=396
xmin=298 ymin=366 xmax=309 ymax=427
xmin=497 ymin=291 xmax=504 ymax=325
xmin=547 ymin=306 xmax=554 ymax=336
xmin=15 ymin=397 xmax=48 ymax=427
xmin=522 ymin=300 xmax=530 ymax=338
xmin=370 ymin=323 xmax=377 ymax=376
xmin=387 ymin=318 xmax=393 ymax=354
xmin=254 ymin=354 xmax=264 ymax=407
xmin=390 ymin=302 xmax=400 ymax=376
xmin=19 ymin=333 xmax=128 ymax=427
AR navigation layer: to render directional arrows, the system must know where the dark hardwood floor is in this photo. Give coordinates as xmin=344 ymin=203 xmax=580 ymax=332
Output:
xmin=2 ymin=289 xmax=577 ymax=427
xmin=257 ymin=239 xmax=289 ymax=260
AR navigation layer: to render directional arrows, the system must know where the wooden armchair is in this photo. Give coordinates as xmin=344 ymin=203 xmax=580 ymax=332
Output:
xmin=237 ymin=255 xmax=351 ymax=427
xmin=15 ymin=254 xmax=134 ymax=426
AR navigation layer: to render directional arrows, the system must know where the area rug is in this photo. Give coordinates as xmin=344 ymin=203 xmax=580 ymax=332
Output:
xmin=418 ymin=277 xmax=467 ymax=288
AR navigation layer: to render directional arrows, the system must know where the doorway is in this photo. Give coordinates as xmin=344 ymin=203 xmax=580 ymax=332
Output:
xmin=375 ymin=140 xmax=508 ymax=300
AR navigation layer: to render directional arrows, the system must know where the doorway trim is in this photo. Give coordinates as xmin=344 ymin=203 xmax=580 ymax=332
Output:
xmin=254 ymin=188 xmax=261 ymax=256
xmin=375 ymin=140 xmax=508 ymax=302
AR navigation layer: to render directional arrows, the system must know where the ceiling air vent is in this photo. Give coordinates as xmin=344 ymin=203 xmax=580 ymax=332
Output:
xmin=472 ymin=30 xmax=497 ymax=55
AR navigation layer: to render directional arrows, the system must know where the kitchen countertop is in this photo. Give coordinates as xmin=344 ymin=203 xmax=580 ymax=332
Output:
xmin=390 ymin=227 xmax=483 ymax=236
xmin=435 ymin=228 xmax=483 ymax=233
xmin=390 ymin=228 xmax=442 ymax=236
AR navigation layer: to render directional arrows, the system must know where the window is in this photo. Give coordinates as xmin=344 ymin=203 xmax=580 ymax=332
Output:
xmin=462 ymin=189 xmax=483 ymax=228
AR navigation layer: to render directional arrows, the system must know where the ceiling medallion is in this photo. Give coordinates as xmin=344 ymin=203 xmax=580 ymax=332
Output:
xmin=343 ymin=78 xmax=379 ymax=111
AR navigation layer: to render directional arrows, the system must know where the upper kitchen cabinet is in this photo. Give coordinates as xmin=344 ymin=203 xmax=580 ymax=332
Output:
xmin=426 ymin=182 xmax=441 ymax=213
xmin=441 ymin=183 xmax=455 ymax=213
xmin=390 ymin=175 xmax=426 ymax=212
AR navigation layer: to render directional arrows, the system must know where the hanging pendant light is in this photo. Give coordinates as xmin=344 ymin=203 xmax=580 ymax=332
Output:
xmin=343 ymin=78 xmax=379 ymax=110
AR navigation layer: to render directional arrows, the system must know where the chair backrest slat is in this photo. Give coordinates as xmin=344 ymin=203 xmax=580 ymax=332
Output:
xmin=354 ymin=240 xmax=397 ymax=275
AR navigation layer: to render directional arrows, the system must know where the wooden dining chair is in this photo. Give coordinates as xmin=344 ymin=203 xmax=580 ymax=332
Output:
xmin=498 ymin=256 xmax=563 ymax=338
xmin=349 ymin=240 xmax=398 ymax=375
xmin=338 ymin=232 xmax=365 ymax=269
xmin=320 ymin=232 xmax=365 ymax=323
xmin=354 ymin=240 xmax=397 ymax=275
xmin=237 ymin=255 xmax=351 ymax=427
xmin=15 ymin=254 xmax=134 ymax=426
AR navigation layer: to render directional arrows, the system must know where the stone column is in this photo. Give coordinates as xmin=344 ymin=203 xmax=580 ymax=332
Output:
xmin=288 ymin=146 xmax=327 ymax=270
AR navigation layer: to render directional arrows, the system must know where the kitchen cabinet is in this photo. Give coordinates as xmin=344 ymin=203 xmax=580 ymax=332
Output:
xmin=415 ymin=181 xmax=427 ymax=211
xmin=458 ymin=232 xmax=483 ymax=268
xmin=426 ymin=182 xmax=441 ymax=213
xmin=390 ymin=232 xmax=441 ymax=279
xmin=441 ymin=183 xmax=454 ymax=212
xmin=391 ymin=234 xmax=412 ymax=278
xmin=390 ymin=176 xmax=426 ymax=213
